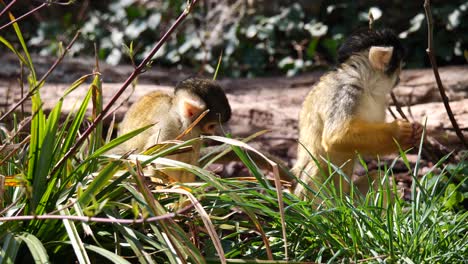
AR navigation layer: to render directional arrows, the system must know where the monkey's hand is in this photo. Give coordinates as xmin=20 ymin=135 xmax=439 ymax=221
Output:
xmin=394 ymin=120 xmax=424 ymax=149
xmin=411 ymin=122 xmax=424 ymax=145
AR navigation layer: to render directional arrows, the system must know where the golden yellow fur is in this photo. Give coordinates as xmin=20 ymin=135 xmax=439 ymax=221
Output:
xmin=292 ymin=51 xmax=421 ymax=199
xmin=115 ymin=78 xmax=231 ymax=183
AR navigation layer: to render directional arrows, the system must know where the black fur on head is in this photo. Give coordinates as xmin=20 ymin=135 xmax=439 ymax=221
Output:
xmin=337 ymin=28 xmax=405 ymax=74
xmin=175 ymin=78 xmax=231 ymax=123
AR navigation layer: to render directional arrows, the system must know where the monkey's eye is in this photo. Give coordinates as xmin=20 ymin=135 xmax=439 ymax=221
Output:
xmin=202 ymin=123 xmax=217 ymax=135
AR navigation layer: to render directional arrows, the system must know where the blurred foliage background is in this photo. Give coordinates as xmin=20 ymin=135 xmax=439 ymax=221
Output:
xmin=2 ymin=0 xmax=467 ymax=77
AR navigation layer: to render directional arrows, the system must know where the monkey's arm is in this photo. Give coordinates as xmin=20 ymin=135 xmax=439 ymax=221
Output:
xmin=323 ymin=119 xmax=417 ymax=155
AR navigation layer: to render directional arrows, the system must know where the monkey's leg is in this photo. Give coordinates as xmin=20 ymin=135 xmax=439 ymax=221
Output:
xmin=293 ymin=162 xmax=323 ymax=201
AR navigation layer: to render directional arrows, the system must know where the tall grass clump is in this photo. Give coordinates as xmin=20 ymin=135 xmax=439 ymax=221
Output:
xmin=193 ymin=146 xmax=466 ymax=263
xmin=0 ymin=2 xmax=219 ymax=263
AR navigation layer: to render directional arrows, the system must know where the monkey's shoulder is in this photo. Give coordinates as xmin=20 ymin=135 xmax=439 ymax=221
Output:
xmin=305 ymin=71 xmax=362 ymax=102
xmin=301 ymin=70 xmax=366 ymax=124
xmin=136 ymin=91 xmax=172 ymax=104
xmin=120 ymin=91 xmax=173 ymax=130
xmin=127 ymin=91 xmax=172 ymax=112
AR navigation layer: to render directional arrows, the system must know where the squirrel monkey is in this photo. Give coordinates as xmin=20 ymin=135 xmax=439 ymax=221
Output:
xmin=116 ymin=78 xmax=231 ymax=182
xmin=292 ymin=29 xmax=423 ymax=199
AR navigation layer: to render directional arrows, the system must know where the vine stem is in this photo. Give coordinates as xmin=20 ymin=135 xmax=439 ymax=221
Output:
xmin=423 ymin=0 xmax=467 ymax=148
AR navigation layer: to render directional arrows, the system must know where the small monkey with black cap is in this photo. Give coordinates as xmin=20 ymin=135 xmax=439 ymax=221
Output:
xmin=292 ymin=28 xmax=423 ymax=199
xmin=116 ymin=78 xmax=231 ymax=182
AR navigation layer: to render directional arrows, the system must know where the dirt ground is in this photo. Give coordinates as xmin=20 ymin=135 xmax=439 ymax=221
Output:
xmin=1 ymin=55 xmax=467 ymax=197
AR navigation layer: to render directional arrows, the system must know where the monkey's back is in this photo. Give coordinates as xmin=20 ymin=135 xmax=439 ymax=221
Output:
xmin=118 ymin=91 xmax=175 ymax=152
xmin=296 ymin=72 xmax=345 ymax=158
xmin=293 ymin=70 xmax=363 ymax=177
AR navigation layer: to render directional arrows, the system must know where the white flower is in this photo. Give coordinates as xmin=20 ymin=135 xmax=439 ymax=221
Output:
xmin=304 ymin=22 xmax=328 ymax=37
xmin=125 ymin=21 xmax=147 ymax=39
xmin=359 ymin=7 xmax=382 ymax=21
xmin=399 ymin=13 xmax=425 ymax=39
xmin=106 ymin=48 xmax=122 ymax=65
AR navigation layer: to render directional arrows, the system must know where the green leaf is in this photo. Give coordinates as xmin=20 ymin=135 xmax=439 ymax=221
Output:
xmin=59 ymin=206 xmax=91 ymax=264
xmin=60 ymin=88 xmax=92 ymax=156
xmin=82 ymin=244 xmax=132 ymax=264
xmin=8 ymin=12 xmax=36 ymax=83
xmin=0 ymin=233 xmax=21 ymax=264
xmin=90 ymin=73 xmax=104 ymax=152
xmin=112 ymin=221 xmax=154 ymax=264
xmin=78 ymin=161 xmax=122 ymax=206
xmin=444 ymin=183 xmax=463 ymax=209
xmin=31 ymin=99 xmax=62 ymax=214
xmin=87 ymin=124 xmax=153 ymax=160
xmin=0 ymin=36 xmax=28 ymax=65
xmin=16 ymin=232 xmax=50 ymax=264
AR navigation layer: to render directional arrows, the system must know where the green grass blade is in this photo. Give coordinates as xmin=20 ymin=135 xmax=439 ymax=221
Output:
xmin=89 ymin=74 xmax=104 ymax=153
xmin=8 ymin=13 xmax=36 ymax=82
xmin=147 ymin=223 xmax=180 ymax=264
xmin=212 ymin=51 xmax=223 ymax=80
xmin=26 ymin=96 xmax=46 ymax=213
xmin=16 ymin=232 xmax=50 ymax=264
xmin=31 ymin=100 xmax=62 ymax=213
xmin=82 ymin=244 xmax=132 ymax=264
xmin=0 ymin=233 xmax=21 ymax=264
xmin=112 ymin=220 xmax=154 ymax=264
xmin=87 ymin=124 xmax=153 ymax=160
xmin=78 ymin=161 xmax=122 ymax=206
xmin=63 ymin=74 xmax=93 ymax=98
xmin=60 ymin=88 xmax=92 ymax=156
xmin=126 ymin=163 xmax=205 ymax=263
xmin=59 ymin=206 xmax=91 ymax=264
xmin=0 ymin=36 xmax=28 ymax=65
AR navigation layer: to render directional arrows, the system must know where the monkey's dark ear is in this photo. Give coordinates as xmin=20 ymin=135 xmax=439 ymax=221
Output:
xmin=182 ymin=100 xmax=204 ymax=119
xmin=369 ymin=46 xmax=393 ymax=71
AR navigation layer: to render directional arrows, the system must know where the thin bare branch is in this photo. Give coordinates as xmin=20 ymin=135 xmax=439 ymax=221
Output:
xmin=423 ymin=0 xmax=467 ymax=148
xmin=0 ymin=0 xmax=17 ymax=19
xmin=368 ymin=10 xmax=374 ymax=30
xmin=0 ymin=211 xmax=176 ymax=224
xmin=0 ymin=3 xmax=47 ymax=31
xmin=390 ymin=89 xmax=441 ymax=161
xmin=51 ymin=0 xmax=200 ymax=176
xmin=0 ymin=30 xmax=81 ymax=121
xmin=390 ymin=91 xmax=408 ymax=121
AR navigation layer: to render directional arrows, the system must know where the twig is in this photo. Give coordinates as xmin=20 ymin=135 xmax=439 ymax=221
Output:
xmin=368 ymin=9 xmax=374 ymax=30
xmin=0 ymin=3 xmax=47 ymax=31
xmin=387 ymin=106 xmax=397 ymax=120
xmin=0 ymin=0 xmax=17 ymax=19
xmin=390 ymin=91 xmax=408 ymax=120
xmin=51 ymin=0 xmax=199 ymax=180
xmin=390 ymin=87 xmax=440 ymax=161
xmin=0 ymin=31 xmax=81 ymax=121
xmin=0 ymin=211 xmax=176 ymax=224
xmin=423 ymin=0 xmax=467 ymax=148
